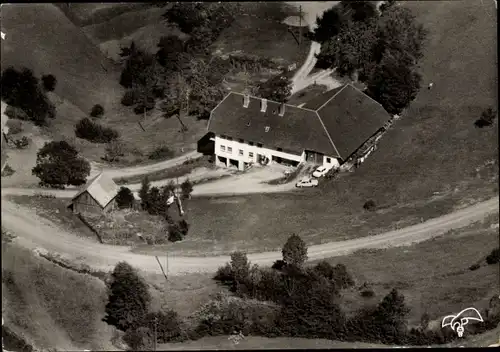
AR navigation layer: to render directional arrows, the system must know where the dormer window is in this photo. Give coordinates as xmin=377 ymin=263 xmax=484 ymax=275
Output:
xmin=265 ymin=126 xmax=270 ymax=132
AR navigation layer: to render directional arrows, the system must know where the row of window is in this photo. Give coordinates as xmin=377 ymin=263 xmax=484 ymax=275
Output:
xmin=220 ymin=145 xmax=254 ymax=158
xmin=219 ymin=135 xmax=263 ymax=148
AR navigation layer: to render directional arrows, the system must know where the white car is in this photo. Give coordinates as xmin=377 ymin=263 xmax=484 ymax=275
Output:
xmin=312 ymin=165 xmax=331 ymax=178
xmin=295 ymin=177 xmax=319 ymax=188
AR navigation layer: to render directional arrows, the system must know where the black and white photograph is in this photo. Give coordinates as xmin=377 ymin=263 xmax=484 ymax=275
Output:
xmin=1 ymin=1 xmax=499 ymax=350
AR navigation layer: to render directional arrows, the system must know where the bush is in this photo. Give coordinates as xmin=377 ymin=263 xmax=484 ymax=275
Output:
xmin=90 ymin=104 xmax=105 ymax=118
xmin=137 ymin=311 xmax=182 ymax=343
xmin=168 ymin=220 xmax=189 ymax=242
xmin=6 ymin=119 xmax=23 ymax=135
xmin=363 ymin=200 xmax=376 ymax=211
xmin=116 ymin=187 xmax=135 ymax=209
xmin=282 ymin=234 xmax=308 ymax=268
xmin=148 ymin=146 xmax=174 ymax=160
xmin=469 ymin=263 xmax=481 ymax=271
xmin=104 ymin=261 xmax=152 ymax=331
xmin=32 ymin=140 xmax=90 ymax=188
xmin=133 ymin=98 xmax=156 ymax=115
xmin=475 ymin=107 xmax=497 ymax=128
xmin=139 ymin=176 xmax=151 ymax=210
xmin=486 ymin=248 xmax=500 ymax=265
xmin=4 ymin=105 xmax=30 ymax=121
xmin=41 ymin=74 xmax=57 ymax=92
xmin=121 ymin=90 xmax=139 ymax=106
xmin=360 ymin=288 xmax=375 ymax=297
xmin=180 ymin=179 xmax=193 ymax=199
xmin=75 ymin=117 xmax=119 ymax=143
xmin=123 ymin=327 xmax=153 ymax=351
xmin=1 ymin=164 xmax=15 ymax=177
xmin=12 ymin=136 xmax=29 ymax=149
xmin=271 ymin=260 xmax=287 ymax=271
xmin=214 ymin=263 xmax=234 ymax=284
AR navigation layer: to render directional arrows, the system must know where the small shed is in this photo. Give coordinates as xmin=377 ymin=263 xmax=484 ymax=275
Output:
xmin=70 ymin=172 xmax=119 ymax=215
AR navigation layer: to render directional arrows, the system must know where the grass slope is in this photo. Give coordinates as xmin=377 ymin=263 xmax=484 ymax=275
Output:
xmin=180 ymin=0 xmax=498 ymax=253
xmin=1 ymin=243 xmax=117 ymax=351
xmin=0 ymin=4 xmax=123 ymax=114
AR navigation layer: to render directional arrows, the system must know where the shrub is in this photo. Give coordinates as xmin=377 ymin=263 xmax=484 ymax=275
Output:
xmin=167 ymin=223 xmax=184 ymax=242
xmin=116 ymin=187 xmax=135 ymax=209
xmin=6 ymin=119 xmax=23 ymax=135
xmin=469 ymin=263 xmax=481 ymax=271
xmin=148 ymin=146 xmax=174 ymax=160
xmin=32 ymin=140 xmax=90 ymax=188
xmin=121 ymin=90 xmax=139 ymax=106
xmin=75 ymin=117 xmax=119 ymax=143
xmin=139 ymin=176 xmax=151 ymax=210
xmin=123 ymin=327 xmax=153 ymax=351
xmin=133 ymin=98 xmax=156 ymax=115
xmin=271 ymin=260 xmax=287 ymax=271
xmin=331 ymin=263 xmax=355 ymax=289
xmin=137 ymin=310 xmax=182 ymax=343
xmin=363 ymin=200 xmax=376 ymax=211
xmin=103 ymin=140 xmax=125 ymax=163
xmin=486 ymin=248 xmax=500 ymax=265
xmin=475 ymin=107 xmax=497 ymax=128
xmin=282 ymin=234 xmax=308 ymax=268
xmin=4 ymin=105 xmax=30 ymax=121
xmin=41 ymin=74 xmax=57 ymax=91
xmin=90 ymin=104 xmax=105 ymax=118
xmin=1 ymin=164 xmax=15 ymax=177
xmin=214 ymin=263 xmax=233 ymax=284
xmin=104 ymin=261 xmax=152 ymax=331
xmin=178 ymin=219 xmax=189 ymax=236
xmin=12 ymin=136 xmax=30 ymax=149
xmin=360 ymin=288 xmax=375 ymax=297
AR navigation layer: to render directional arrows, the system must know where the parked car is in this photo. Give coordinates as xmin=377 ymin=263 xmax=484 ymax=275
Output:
xmin=312 ymin=165 xmax=332 ymax=178
xmin=295 ymin=177 xmax=319 ymax=188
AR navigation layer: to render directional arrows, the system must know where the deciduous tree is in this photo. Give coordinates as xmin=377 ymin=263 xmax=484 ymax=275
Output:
xmin=282 ymin=234 xmax=308 ymax=268
xmin=139 ymin=176 xmax=151 ymax=210
xmin=116 ymin=187 xmax=135 ymax=209
xmin=41 ymin=74 xmax=57 ymax=92
xmin=32 ymin=140 xmax=90 ymax=188
xmin=257 ymin=74 xmax=292 ymax=103
xmin=104 ymin=261 xmax=151 ymax=331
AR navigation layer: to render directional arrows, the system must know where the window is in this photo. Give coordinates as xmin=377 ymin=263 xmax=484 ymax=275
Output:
xmin=257 ymin=143 xmax=263 ymax=148
xmin=265 ymin=126 xmax=270 ymax=132
xmin=220 ymin=135 xmax=226 ymax=139
xmin=326 ymin=157 xmax=331 ymax=163
xmin=239 ymin=149 xmax=243 ymax=156
xmin=248 ymin=141 xmax=254 ymax=146
xmin=227 ymin=137 xmax=233 ymax=141
xmin=220 ymin=145 xmax=226 ymax=152
xmin=277 ymin=147 xmax=283 ymax=152
xmin=249 ymin=152 xmax=254 ymax=158
xmin=227 ymin=147 xmax=233 ymax=153
xmin=238 ymin=138 xmax=244 ymax=143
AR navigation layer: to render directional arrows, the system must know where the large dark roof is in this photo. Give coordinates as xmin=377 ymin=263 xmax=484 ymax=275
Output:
xmin=315 ymin=84 xmax=392 ymax=158
xmin=207 ymin=84 xmax=391 ymax=160
xmin=208 ymin=92 xmax=339 ymax=157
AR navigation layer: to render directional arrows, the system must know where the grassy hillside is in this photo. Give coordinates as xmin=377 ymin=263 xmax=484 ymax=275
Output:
xmin=0 ymin=4 xmax=123 ymax=114
xmin=1 ymin=243 xmax=118 ymax=351
xmin=182 ymin=0 xmax=498 ymax=252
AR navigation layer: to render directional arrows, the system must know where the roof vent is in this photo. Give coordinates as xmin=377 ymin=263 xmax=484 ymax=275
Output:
xmin=265 ymin=126 xmax=270 ymax=132
xmin=243 ymin=95 xmax=250 ymax=108
xmin=260 ymin=98 xmax=267 ymax=112
xmin=279 ymin=103 xmax=286 ymax=116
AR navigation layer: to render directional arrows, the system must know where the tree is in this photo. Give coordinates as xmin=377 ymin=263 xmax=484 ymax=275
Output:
xmin=104 ymin=140 xmax=125 ymax=163
xmin=75 ymin=117 xmax=119 ymax=143
xmin=180 ymin=179 xmax=193 ymax=199
xmin=139 ymin=176 xmax=151 ymax=210
xmin=116 ymin=187 xmax=135 ymax=209
xmin=162 ymin=2 xmax=208 ymax=34
xmin=365 ymin=55 xmax=421 ymax=115
xmin=475 ymin=107 xmax=497 ymax=128
xmin=156 ymin=35 xmax=186 ymax=71
xmin=32 ymin=140 xmax=90 ymax=188
xmin=104 ymin=261 xmax=151 ymax=331
xmin=257 ymin=74 xmax=292 ymax=103
xmin=282 ymin=234 xmax=308 ymax=268
xmin=372 ymin=288 xmax=410 ymax=344
xmin=313 ymin=7 xmax=349 ymax=43
xmin=341 ymin=1 xmax=378 ymax=22
xmin=90 ymin=104 xmax=105 ymax=118
xmin=230 ymin=251 xmax=251 ymax=293
xmin=178 ymin=219 xmax=189 ymax=236
xmin=41 ymin=74 xmax=57 ymax=92
xmin=146 ymin=186 xmax=164 ymax=215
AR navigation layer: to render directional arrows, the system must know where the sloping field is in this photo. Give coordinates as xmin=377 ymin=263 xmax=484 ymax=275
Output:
xmin=0 ymin=3 xmax=123 ymax=114
xmin=184 ymin=0 xmax=498 ymax=252
xmin=1 ymin=243 xmax=117 ymax=351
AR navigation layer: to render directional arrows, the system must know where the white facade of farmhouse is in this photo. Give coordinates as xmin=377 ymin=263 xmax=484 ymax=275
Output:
xmin=213 ymin=135 xmax=340 ymax=171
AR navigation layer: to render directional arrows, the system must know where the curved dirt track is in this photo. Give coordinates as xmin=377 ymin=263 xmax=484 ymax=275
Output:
xmin=2 ymin=195 xmax=498 ymax=275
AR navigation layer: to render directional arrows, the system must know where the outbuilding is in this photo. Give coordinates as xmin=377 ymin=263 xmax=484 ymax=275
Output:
xmin=70 ymin=172 xmax=119 ymax=215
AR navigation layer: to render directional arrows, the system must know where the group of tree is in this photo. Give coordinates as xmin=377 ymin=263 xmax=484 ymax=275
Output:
xmin=138 ymin=176 xmax=192 ymax=242
xmin=257 ymin=74 xmax=292 ymax=103
xmin=104 ymin=262 xmax=182 ymax=350
xmin=32 ymin=140 xmax=90 ymax=188
xmin=313 ymin=1 xmax=426 ymax=115
xmin=1 ymin=67 xmax=56 ymax=126
xmin=75 ymin=117 xmax=119 ymax=143
xmin=212 ymin=233 xmax=462 ymax=345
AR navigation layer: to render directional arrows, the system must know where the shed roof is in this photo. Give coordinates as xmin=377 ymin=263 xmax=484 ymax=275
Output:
xmin=72 ymin=172 xmax=119 ymax=208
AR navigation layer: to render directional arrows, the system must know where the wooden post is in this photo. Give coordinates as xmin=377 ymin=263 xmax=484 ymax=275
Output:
xmin=299 ymin=5 xmax=302 ymax=48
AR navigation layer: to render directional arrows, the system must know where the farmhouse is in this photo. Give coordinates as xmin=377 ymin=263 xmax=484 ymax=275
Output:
xmin=70 ymin=172 xmax=119 ymax=214
xmin=203 ymin=84 xmax=392 ymax=171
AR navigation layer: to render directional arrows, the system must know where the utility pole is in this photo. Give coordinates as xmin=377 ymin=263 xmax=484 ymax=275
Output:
xmin=299 ymin=5 xmax=302 ymax=49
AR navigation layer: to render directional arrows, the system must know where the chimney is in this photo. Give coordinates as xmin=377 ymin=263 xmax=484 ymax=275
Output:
xmin=279 ymin=103 xmax=286 ymax=116
xmin=260 ymin=98 xmax=267 ymax=112
xmin=243 ymin=95 xmax=250 ymax=108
